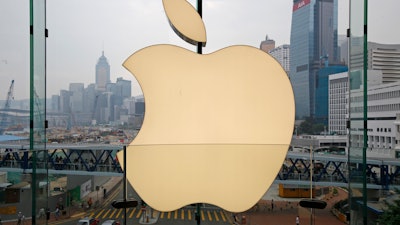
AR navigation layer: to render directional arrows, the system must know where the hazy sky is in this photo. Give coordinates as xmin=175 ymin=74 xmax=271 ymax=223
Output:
xmin=0 ymin=0 xmax=399 ymax=100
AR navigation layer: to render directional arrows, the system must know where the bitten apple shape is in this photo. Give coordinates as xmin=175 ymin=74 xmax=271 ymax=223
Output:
xmin=117 ymin=0 xmax=295 ymax=212
xmin=118 ymin=45 xmax=295 ymax=212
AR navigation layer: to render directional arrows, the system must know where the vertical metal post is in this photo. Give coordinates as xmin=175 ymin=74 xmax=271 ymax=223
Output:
xmin=197 ymin=0 xmax=202 ymax=54
xmin=196 ymin=1 xmax=202 ymax=224
xmin=29 ymin=1 xmax=37 ymax=223
xmin=124 ymin=146 xmax=127 ymax=225
xmin=362 ymin=1 xmax=368 ymax=224
xmin=310 ymin=146 xmax=313 ymax=225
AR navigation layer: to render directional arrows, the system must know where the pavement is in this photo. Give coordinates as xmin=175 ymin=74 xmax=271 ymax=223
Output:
xmin=1 ymin=180 xmax=348 ymax=225
xmin=1 ymin=176 xmax=162 ymax=225
xmin=133 ymin=184 xmax=349 ymax=225
xmin=236 ymin=185 xmax=348 ymax=225
xmin=1 ymin=176 xmax=124 ymax=225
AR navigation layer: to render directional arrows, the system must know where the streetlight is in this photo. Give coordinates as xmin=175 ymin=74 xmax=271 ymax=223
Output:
xmin=310 ymin=146 xmax=314 ymax=225
xmin=299 ymin=146 xmax=327 ymax=225
xmin=96 ymin=186 xmax=100 ymax=208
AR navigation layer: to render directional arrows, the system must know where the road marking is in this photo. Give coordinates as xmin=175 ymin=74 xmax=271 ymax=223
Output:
xmin=115 ymin=209 xmax=123 ymax=218
xmin=109 ymin=208 xmax=117 ymax=218
xmin=96 ymin=209 xmax=105 ymax=218
xmin=129 ymin=208 xmax=136 ymax=218
xmin=102 ymin=209 xmax=111 ymax=219
xmin=119 ymin=208 xmax=129 ymax=218
xmin=214 ymin=210 xmax=219 ymax=221
xmin=220 ymin=211 xmax=226 ymax=222
xmin=136 ymin=209 xmax=142 ymax=218
xmin=207 ymin=210 xmax=212 ymax=221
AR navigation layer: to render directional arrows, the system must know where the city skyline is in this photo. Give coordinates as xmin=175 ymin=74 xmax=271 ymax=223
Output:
xmin=0 ymin=0 xmax=399 ymax=100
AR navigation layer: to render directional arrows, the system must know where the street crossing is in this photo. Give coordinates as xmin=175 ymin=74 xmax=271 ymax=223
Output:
xmin=87 ymin=207 xmax=231 ymax=223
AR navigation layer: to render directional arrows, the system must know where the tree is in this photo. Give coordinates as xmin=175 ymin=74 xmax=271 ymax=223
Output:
xmin=377 ymin=190 xmax=400 ymax=225
xmin=298 ymin=117 xmax=325 ymax=135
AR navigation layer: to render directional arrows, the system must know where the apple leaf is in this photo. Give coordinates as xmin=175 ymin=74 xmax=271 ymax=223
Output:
xmin=163 ymin=0 xmax=206 ymax=47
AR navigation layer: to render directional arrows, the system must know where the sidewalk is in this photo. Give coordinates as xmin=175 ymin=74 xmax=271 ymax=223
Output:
xmin=234 ymin=186 xmax=348 ymax=225
xmin=1 ymin=176 xmax=123 ymax=225
xmin=1 ymin=181 xmax=348 ymax=225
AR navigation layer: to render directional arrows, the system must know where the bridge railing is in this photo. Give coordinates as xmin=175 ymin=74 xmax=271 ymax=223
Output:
xmin=0 ymin=159 xmax=123 ymax=173
xmin=277 ymin=172 xmax=347 ymax=183
xmin=1 ymin=147 xmax=400 ymax=189
xmin=0 ymin=150 xmax=123 ymax=173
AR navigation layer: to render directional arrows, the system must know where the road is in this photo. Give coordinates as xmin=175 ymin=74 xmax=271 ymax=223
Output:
xmin=44 ymin=183 xmax=232 ymax=225
xmin=1 ymin=181 xmax=346 ymax=225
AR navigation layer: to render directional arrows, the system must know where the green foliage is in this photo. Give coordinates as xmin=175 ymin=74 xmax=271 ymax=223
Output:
xmin=377 ymin=190 xmax=400 ymax=225
xmin=298 ymin=117 xmax=325 ymax=135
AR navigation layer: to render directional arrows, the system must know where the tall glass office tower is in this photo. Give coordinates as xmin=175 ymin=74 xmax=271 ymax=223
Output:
xmin=289 ymin=0 xmax=339 ymax=119
xmin=95 ymin=51 xmax=111 ymax=91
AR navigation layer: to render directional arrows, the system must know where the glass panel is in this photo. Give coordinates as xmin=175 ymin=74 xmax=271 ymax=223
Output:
xmin=13 ymin=0 xmax=400 ymax=224
xmin=31 ymin=0 xmax=48 ymax=224
xmin=349 ymin=0 xmax=366 ymax=225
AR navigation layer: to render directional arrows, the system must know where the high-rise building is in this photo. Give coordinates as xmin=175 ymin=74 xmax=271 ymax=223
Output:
xmin=59 ymin=90 xmax=71 ymax=114
xmin=338 ymin=34 xmax=348 ymax=65
xmin=314 ymin=65 xmax=347 ymax=125
xmin=328 ymin=70 xmax=383 ymax=136
xmin=83 ymin=84 xmax=96 ymax=114
xmin=269 ymin=44 xmax=290 ymax=74
xmin=95 ymin=51 xmax=110 ymax=91
xmin=50 ymin=95 xmax=60 ymax=113
xmin=328 ymin=71 xmax=348 ymax=135
xmin=368 ymin=42 xmax=400 ymax=83
xmin=116 ymin=77 xmax=132 ymax=98
xmin=289 ymin=0 xmax=339 ymax=119
xmin=328 ymin=67 xmax=400 ymax=160
xmin=259 ymin=35 xmax=275 ymax=53
xmin=69 ymin=83 xmax=84 ymax=113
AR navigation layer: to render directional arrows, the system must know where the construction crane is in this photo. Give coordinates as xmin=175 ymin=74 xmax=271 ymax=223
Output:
xmin=33 ymin=88 xmax=46 ymax=140
xmin=0 ymin=80 xmax=15 ymax=134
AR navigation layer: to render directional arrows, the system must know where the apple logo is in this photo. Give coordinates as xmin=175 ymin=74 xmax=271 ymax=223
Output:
xmin=117 ymin=0 xmax=295 ymax=212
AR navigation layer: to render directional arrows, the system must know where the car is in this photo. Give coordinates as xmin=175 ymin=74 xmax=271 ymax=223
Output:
xmin=101 ymin=220 xmax=120 ymax=225
xmin=77 ymin=217 xmax=100 ymax=225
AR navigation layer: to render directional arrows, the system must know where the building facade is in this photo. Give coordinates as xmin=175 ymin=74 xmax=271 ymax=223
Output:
xmin=95 ymin=51 xmax=110 ymax=91
xmin=289 ymin=0 xmax=339 ymax=119
xmin=329 ymin=69 xmax=400 ymax=158
xmin=69 ymin=83 xmax=84 ymax=113
xmin=259 ymin=35 xmax=275 ymax=53
xmin=328 ymin=72 xmax=348 ymax=135
xmin=116 ymin=77 xmax=132 ymax=98
xmin=368 ymin=42 xmax=400 ymax=83
xmin=269 ymin=44 xmax=290 ymax=74
xmin=350 ymin=81 xmax=400 ymax=158
xmin=315 ymin=65 xmax=348 ymax=125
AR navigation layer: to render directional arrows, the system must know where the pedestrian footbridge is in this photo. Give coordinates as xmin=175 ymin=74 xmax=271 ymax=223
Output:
xmin=1 ymin=143 xmax=399 ymax=190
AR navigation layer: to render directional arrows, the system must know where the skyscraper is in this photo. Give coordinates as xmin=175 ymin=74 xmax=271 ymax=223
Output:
xmin=69 ymin=83 xmax=84 ymax=113
xmin=116 ymin=77 xmax=132 ymax=98
xmin=289 ymin=0 xmax=339 ymax=119
xmin=269 ymin=44 xmax=290 ymax=74
xmin=95 ymin=51 xmax=110 ymax=91
xmin=259 ymin=35 xmax=275 ymax=53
